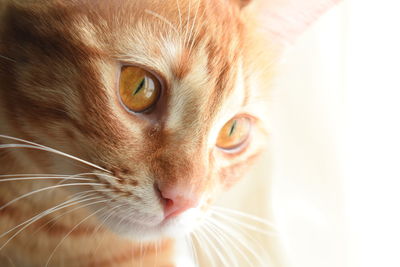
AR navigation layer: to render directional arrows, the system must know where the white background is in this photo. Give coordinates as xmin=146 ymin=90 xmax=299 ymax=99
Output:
xmin=271 ymin=1 xmax=400 ymax=267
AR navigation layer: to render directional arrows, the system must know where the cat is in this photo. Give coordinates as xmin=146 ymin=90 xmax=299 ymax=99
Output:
xmin=0 ymin=0 xmax=338 ymax=266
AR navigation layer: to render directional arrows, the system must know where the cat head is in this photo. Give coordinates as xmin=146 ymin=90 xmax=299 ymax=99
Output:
xmin=0 ymin=0 xmax=338 ymax=240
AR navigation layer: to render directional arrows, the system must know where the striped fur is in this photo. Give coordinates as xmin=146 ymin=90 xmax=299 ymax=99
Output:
xmin=0 ymin=0 xmax=338 ymax=266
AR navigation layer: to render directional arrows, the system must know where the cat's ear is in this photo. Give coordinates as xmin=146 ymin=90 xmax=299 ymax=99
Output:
xmin=243 ymin=0 xmax=341 ymax=45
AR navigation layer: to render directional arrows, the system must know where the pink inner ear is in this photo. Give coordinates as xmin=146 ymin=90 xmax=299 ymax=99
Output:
xmin=257 ymin=0 xmax=341 ymax=44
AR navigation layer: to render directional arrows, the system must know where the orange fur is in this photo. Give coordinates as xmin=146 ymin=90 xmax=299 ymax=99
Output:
xmin=0 ymin=0 xmax=338 ymax=266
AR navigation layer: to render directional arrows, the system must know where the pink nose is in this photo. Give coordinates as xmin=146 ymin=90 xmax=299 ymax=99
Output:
xmin=159 ymin=186 xmax=199 ymax=219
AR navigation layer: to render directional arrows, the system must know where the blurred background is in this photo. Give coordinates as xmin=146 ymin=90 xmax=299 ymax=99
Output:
xmin=220 ymin=1 xmax=400 ymax=266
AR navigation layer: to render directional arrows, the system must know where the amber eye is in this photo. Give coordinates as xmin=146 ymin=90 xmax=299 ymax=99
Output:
xmin=119 ymin=66 xmax=161 ymax=113
xmin=216 ymin=116 xmax=251 ymax=151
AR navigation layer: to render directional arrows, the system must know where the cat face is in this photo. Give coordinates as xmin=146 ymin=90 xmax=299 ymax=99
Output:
xmin=0 ymin=0 xmax=273 ymax=240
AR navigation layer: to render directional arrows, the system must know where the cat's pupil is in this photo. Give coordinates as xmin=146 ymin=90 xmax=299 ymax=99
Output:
xmin=229 ymin=120 xmax=237 ymax=137
xmin=133 ymin=78 xmax=145 ymax=95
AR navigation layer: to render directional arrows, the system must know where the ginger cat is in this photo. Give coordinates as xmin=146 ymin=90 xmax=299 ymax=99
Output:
xmin=0 ymin=0 xmax=338 ymax=266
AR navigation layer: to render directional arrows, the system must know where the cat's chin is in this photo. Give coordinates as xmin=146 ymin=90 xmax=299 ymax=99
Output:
xmin=102 ymin=208 xmax=205 ymax=241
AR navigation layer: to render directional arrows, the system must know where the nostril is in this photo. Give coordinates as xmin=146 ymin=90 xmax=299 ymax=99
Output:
xmin=155 ymin=183 xmax=174 ymax=207
xmin=164 ymin=197 xmax=174 ymax=210
xmin=156 ymin=184 xmax=197 ymax=219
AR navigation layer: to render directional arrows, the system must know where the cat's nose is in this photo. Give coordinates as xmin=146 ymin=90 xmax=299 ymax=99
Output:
xmin=158 ymin=186 xmax=199 ymax=219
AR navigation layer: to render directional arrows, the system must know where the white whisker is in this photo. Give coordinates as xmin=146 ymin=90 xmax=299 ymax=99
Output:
xmin=186 ymin=235 xmax=198 ymax=267
xmin=1 ymin=195 xmax=86 ymax=240
xmin=211 ymin=211 xmax=277 ymax=236
xmin=85 ymin=207 xmax=113 ymax=239
xmin=183 ymin=0 xmax=192 ymax=48
xmin=175 ymin=0 xmax=183 ymax=31
xmin=66 ymin=189 xmax=109 ymax=201
xmin=205 ymin=221 xmax=239 ymax=267
xmin=139 ymin=240 xmax=144 ymax=267
xmin=0 ymin=196 xmax=107 ymax=250
xmin=92 ymin=203 xmax=128 ymax=254
xmin=34 ymin=194 xmax=105 ymax=234
xmin=0 ymin=176 xmax=94 ymax=183
xmin=145 ymin=9 xmax=179 ymax=35
xmin=212 ymin=206 xmax=276 ymax=228
xmin=154 ymin=240 xmax=158 ymax=267
xmin=0 ymin=181 xmax=104 ymax=211
xmin=94 ymin=172 xmax=122 ymax=181
xmin=34 ymin=190 xmax=114 ymax=234
xmin=191 ymin=231 xmax=215 ymax=267
xmin=56 ymin=172 xmax=102 ymax=184
xmin=215 ymin=217 xmax=272 ymax=266
xmin=197 ymin=226 xmax=229 ymax=266
xmin=0 ymin=135 xmax=110 ymax=173
xmin=207 ymin=218 xmax=264 ymax=266
xmin=0 ymin=174 xmax=71 ymax=178
xmin=45 ymin=204 xmax=108 ymax=266
xmin=187 ymin=0 xmax=201 ymax=56
xmin=204 ymin=220 xmax=241 ymax=267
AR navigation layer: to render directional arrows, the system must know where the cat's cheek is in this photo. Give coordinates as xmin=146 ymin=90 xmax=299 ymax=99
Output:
xmin=218 ymin=153 xmax=261 ymax=190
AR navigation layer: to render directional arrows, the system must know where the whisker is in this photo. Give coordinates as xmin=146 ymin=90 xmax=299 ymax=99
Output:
xmin=85 ymin=207 xmax=114 ymax=241
xmin=213 ymin=208 xmax=276 ymax=259
xmin=0 ymin=196 xmax=106 ymax=250
xmin=92 ymin=203 xmax=128 ymax=255
xmin=204 ymin=221 xmax=239 ymax=267
xmin=94 ymin=172 xmax=122 ymax=181
xmin=198 ymin=227 xmax=225 ymax=267
xmin=0 ymin=181 xmax=104 ymax=211
xmin=45 ymin=204 xmax=108 ymax=266
xmin=139 ymin=240 xmax=144 ymax=267
xmin=34 ymin=194 xmax=106 ymax=233
xmin=0 ymin=54 xmax=16 ymax=63
xmin=0 ymin=143 xmax=108 ymax=173
xmin=210 ymin=211 xmax=277 ymax=236
xmin=0 ymin=176 xmax=94 ymax=183
xmin=175 ymin=0 xmax=183 ymax=32
xmin=34 ymin=190 xmax=114 ymax=234
xmin=191 ymin=231 xmax=215 ymax=267
xmin=56 ymin=172 xmax=103 ymax=184
xmin=157 ymin=240 xmax=162 ymax=267
xmin=183 ymin=0 xmax=192 ymax=48
xmin=186 ymin=235 xmax=199 ymax=267
xmin=112 ymin=206 xmax=137 ymax=228
xmin=187 ymin=0 xmax=202 ymax=56
xmin=0 ymin=174 xmax=71 ymax=178
xmin=234 ymin=221 xmax=274 ymax=265
xmin=212 ymin=206 xmax=276 ymax=228
xmin=207 ymin=218 xmax=264 ymax=266
xmin=0 ymin=135 xmax=110 ymax=173
xmin=197 ymin=226 xmax=229 ymax=266
xmin=66 ymin=189 xmax=109 ymax=200
xmin=144 ymin=9 xmax=179 ymax=35
xmin=96 ymin=203 xmax=126 ymax=232
xmin=1 ymin=195 xmax=85 ymax=240
xmin=204 ymin=221 xmax=241 ymax=267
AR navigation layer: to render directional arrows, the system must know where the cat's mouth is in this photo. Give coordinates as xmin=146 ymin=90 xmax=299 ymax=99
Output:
xmin=99 ymin=204 xmax=204 ymax=241
xmin=89 ymin=172 xmax=208 ymax=240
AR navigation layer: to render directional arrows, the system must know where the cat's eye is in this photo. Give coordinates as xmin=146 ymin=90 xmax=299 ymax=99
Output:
xmin=216 ymin=116 xmax=251 ymax=151
xmin=119 ymin=66 xmax=161 ymax=113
